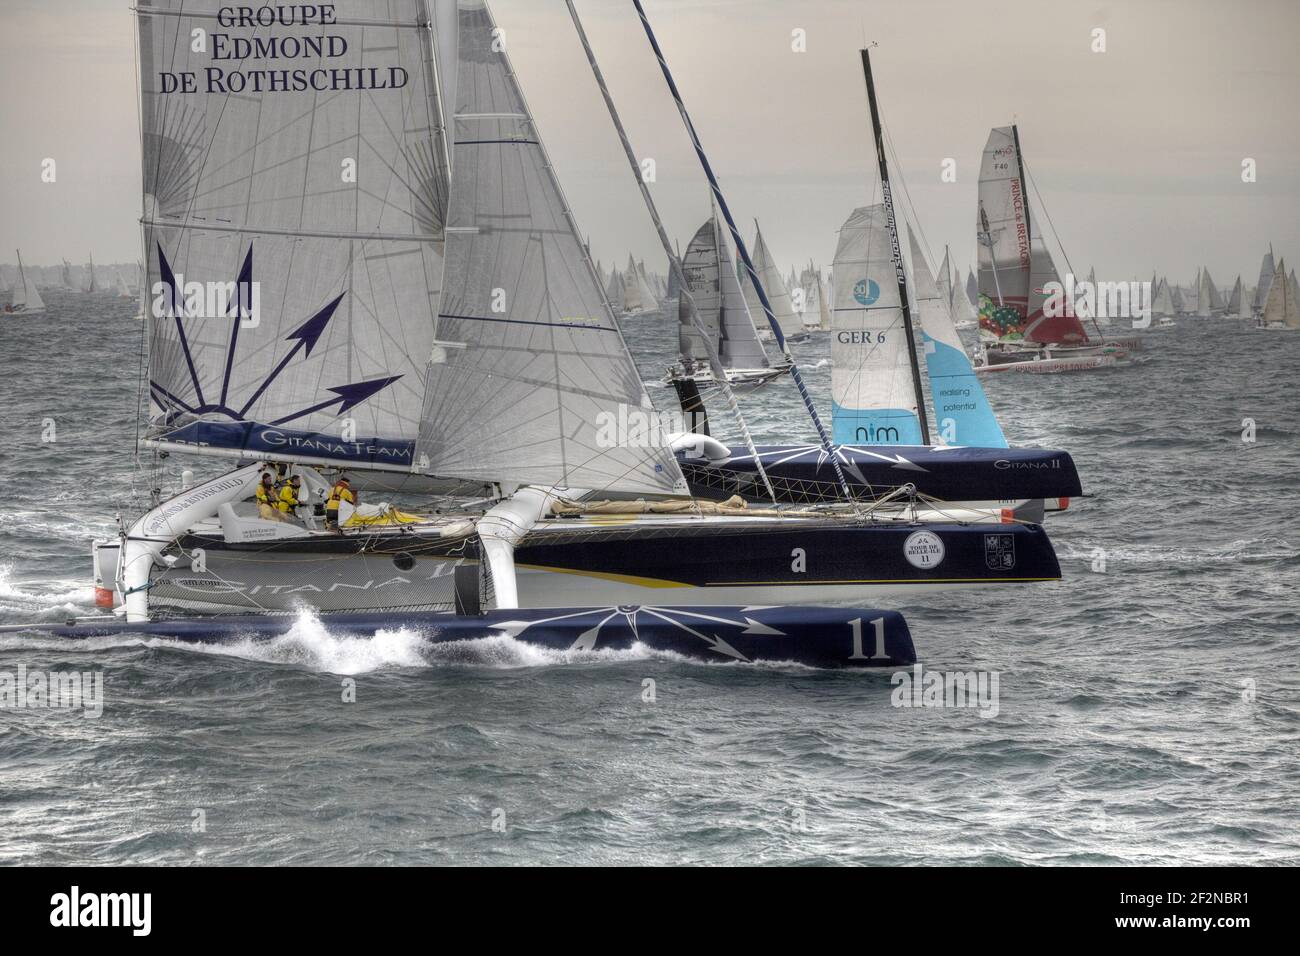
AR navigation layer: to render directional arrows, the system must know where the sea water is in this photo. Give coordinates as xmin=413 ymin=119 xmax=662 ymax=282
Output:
xmin=0 ymin=294 xmax=1296 ymax=864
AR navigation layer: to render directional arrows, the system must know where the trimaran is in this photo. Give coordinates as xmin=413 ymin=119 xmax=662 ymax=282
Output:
xmin=15 ymin=1 xmax=1093 ymax=666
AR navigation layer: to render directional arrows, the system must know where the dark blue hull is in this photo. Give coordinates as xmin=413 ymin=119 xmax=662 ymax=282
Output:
xmin=39 ymin=605 xmax=915 ymax=669
xmin=678 ymin=443 xmax=1083 ymax=505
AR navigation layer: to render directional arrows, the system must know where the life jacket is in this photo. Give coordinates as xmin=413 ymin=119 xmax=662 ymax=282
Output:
xmin=325 ymin=484 xmax=355 ymax=513
xmin=277 ymin=483 xmax=301 ymax=512
xmin=255 ymin=482 xmax=274 ymax=505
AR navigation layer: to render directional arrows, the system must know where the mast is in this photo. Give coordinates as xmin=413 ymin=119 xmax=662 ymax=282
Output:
xmin=860 ymin=48 xmax=929 ymax=445
xmin=1011 ymin=125 xmax=1031 ymax=253
xmin=632 ymin=0 xmax=854 ymax=503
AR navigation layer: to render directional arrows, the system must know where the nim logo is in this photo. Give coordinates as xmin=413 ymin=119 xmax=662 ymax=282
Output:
xmin=854 ymin=278 xmax=880 ymax=306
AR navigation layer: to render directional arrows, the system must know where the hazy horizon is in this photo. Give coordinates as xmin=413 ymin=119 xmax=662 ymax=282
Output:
xmin=1 ymin=0 xmax=1298 ymax=285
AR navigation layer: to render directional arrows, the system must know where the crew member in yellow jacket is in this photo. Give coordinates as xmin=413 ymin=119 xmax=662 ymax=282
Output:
xmin=325 ymin=477 xmax=356 ymax=529
xmin=254 ymin=472 xmax=279 ymax=521
xmin=277 ymin=475 xmax=304 ymax=516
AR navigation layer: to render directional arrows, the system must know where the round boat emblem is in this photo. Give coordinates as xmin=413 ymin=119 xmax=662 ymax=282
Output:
xmin=854 ymin=278 xmax=880 ymax=306
xmin=903 ymin=530 xmax=945 ymax=569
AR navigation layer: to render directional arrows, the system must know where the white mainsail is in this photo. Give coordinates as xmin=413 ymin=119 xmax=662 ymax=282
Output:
xmin=798 ymin=263 xmax=830 ymax=331
xmin=604 ymin=269 xmax=626 ymax=313
xmin=1261 ymin=259 xmax=1299 ymax=329
xmin=621 ymin=254 xmax=658 ymax=314
xmin=1252 ymin=246 xmax=1275 ymax=313
xmin=9 ymin=249 xmax=45 ymax=314
xmin=831 ymin=205 xmax=923 ymax=445
xmin=1197 ymin=267 xmax=1222 ymax=316
xmin=136 ymin=0 xmax=442 ymax=471
xmin=742 ymin=222 xmax=803 ymax=342
xmin=1152 ymin=277 xmax=1175 ymax=316
xmin=415 ymin=0 xmax=685 ymax=495
xmin=680 ymin=214 xmax=771 ymax=370
xmin=976 ymin=126 xmax=1031 ymax=336
xmin=1226 ymin=275 xmax=1243 ymax=316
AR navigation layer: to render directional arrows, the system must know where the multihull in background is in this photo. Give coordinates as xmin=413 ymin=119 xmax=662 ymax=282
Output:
xmin=68 ymin=0 xmax=1073 ymax=646
xmin=666 ymin=51 xmax=1082 ymax=510
xmin=974 ymin=124 xmax=1139 ymax=372
xmin=676 ymin=442 xmax=1081 ymax=507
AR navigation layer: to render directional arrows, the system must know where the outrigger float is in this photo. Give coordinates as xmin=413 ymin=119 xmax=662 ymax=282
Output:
xmin=2 ymin=604 xmax=915 ymax=670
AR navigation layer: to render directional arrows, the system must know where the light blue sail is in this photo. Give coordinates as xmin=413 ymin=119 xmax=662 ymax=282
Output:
xmin=831 ymin=403 xmax=925 ymax=445
xmin=908 ymin=228 xmax=1008 ymax=448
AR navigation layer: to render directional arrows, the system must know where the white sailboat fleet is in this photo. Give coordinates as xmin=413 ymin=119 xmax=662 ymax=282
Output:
xmin=74 ymin=0 xmax=1068 ymax=657
xmin=2 ymin=249 xmax=45 ymax=317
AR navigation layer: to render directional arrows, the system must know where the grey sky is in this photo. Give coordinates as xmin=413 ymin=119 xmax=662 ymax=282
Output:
xmin=1 ymin=0 xmax=1297 ymax=285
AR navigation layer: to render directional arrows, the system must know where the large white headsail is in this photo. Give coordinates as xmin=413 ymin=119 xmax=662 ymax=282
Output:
xmin=414 ymin=0 xmax=685 ymax=496
xmin=136 ymin=0 xmax=442 ymax=471
xmin=1252 ymin=246 xmax=1275 ymax=314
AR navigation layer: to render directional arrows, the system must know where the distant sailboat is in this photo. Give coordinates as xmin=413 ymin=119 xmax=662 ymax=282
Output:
xmin=740 ymin=221 xmax=806 ymax=343
xmin=1251 ymin=245 xmax=1275 ymax=315
xmin=1152 ymin=277 xmax=1176 ymax=326
xmin=115 ymin=270 xmax=133 ymax=298
xmin=2 ymin=249 xmax=46 ymax=316
xmin=1225 ymin=275 xmax=1245 ymax=318
xmin=619 ymin=253 xmax=659 ymax=316
xmin=667 ymin=210 xmax=783 ymax=388
xmin=603 ymin=268 xmax=626 ymax=313
xmin=798 ymin=261 xmax=831 ymax=332
xmin=1196 ymin=267 xmax=1223 ymax=317
xmin=61 ymin=259 xmax=74 ymax=290
xmin=1257 ymin=258 xmax=1299 ymax=330
xmin=85 ymin=253 xmax=99 ymax=293
xmin=973 ymin=125 xmax=1127 ymax=373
